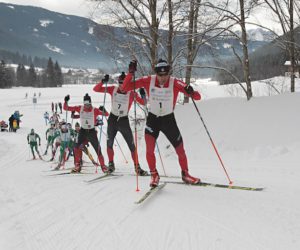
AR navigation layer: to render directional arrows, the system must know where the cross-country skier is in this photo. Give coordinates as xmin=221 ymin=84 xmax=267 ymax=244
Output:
xmin=93 ymin=73 xmax=148 ymax=176
xmin=63 ymin=93 xmax=109 ymax=173
xmin=52 ymin=124 xmax=75 ymax=170
xmin=44 ymin=122 xmax=56 ymax=155
xmin=122 ymin=59 xmax=202 ymax=187
xmin=27 ymin=129 xmax=42 ymax=160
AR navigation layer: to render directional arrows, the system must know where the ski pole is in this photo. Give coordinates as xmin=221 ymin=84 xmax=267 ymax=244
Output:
xmin=191 ymin=97 xmax=233 ymax=184
xmin=133 ymin=68 xmax=140 ymax=192
xmin=156 ymin=142 xmax=167 ymax=176
xmin=96 ymin=76 xmax=109 ymax=173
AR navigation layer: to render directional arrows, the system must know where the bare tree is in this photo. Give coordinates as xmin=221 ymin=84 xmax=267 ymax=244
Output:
xmin=202 ymin=0 xmax=262 ymax=100
xmin=262 ymin=0 xmax=300 ymax=92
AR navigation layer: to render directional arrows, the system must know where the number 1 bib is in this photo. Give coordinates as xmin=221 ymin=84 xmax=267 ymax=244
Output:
xmin=149 ymin=75 xmax=174 ymax=116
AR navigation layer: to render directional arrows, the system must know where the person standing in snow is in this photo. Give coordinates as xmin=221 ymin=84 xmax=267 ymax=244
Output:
xmin=122 ymin=59 xmax=201 ymax=187
xmin=58 ymin=102 xmax=63 ymax=114
xmin=51 ymin=102 xmax=54 ymax=113
xmin=93 ymin=73 xmax=148 ymax=176
xmin=63 ymin=93 xmax=109 ymax=173
xmin=44 ymin=111 xmax=50 ymax=125
xmin=27 ymin=129 xmax=42 ymax=160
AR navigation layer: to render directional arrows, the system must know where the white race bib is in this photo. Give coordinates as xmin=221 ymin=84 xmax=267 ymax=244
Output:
xmin=111 ymin=87 xmax=130 ymax=117
xmin=80 ymin=106 xmax=95 ymax=129
xmin=149 ymin=75 xmax=174 ymax=116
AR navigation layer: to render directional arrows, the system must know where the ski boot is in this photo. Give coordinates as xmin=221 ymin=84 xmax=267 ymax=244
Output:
xmin=70 ymin=164 xmax=81 ymax=173
xmin=150 ymin=170 xmax=160 ymax=188
xmin=181 ymin=171 xmax=200 ymax=184
xmin=135 ymin=164 xmax=149 ymax=176
xmin=100 ymin=165 xmax=109 ymax=174
xmin=108 ymin=161 xmax=115 ymax=173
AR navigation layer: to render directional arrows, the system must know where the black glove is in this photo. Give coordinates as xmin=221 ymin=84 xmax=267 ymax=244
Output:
xmin=129 ymin=60 xmax=137 ymax=73
xmin=102 ymin=74 xmax=109 ymax=83
xmin=64 ymin=95 xmax=70 ymax=103
xmin=99 ymin=105 xmax=107 ymax=113
xmin=184 ymin=85 xmax=194 ymax=95
xmin=139 ymin=88 xmax=146 ymax=99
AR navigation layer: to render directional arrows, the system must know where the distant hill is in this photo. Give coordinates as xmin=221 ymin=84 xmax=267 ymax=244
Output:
xmin=214 ymin=27 xmax=300 ymax=84
xmin=0 ymin=3 xmax=271 ymax=71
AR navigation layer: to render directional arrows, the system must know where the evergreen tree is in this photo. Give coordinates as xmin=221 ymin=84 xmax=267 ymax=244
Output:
xmin=54 ymin=61 xmax=63 ymax=87
xmin=16 ymin=63 xmax=27 ymax=86
xmin=45 ymin=57 xmax=55 ymax=87
xmin=28 ymin=63 xmax=37 ymax=87
xmin=0 ymin=60 xmax=14 ymax=88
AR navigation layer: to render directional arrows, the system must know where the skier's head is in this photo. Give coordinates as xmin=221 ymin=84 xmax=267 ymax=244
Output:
xmin=67 ymin=123 xmax=72 ymax=129
xmin=30 ymin=128 xmax=34 ymax=134
xmin=75 ymin=122 xmax=80 ymax=131
xmin=155 ymin=59 xmax=170 ymax=76
xmin=50 ymin=122 xmax=55 ymax=127
xmin=83 ymin=93 xmax=92 ymax=106
xmin=61 ymin=124 xmax=68 ymax=132
xmin=118 ymin=72 xmax=126 ymax=85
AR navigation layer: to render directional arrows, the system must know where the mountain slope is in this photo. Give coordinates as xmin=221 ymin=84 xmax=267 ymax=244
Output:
xmin=0 ymin=3 xmax=271 ymax=70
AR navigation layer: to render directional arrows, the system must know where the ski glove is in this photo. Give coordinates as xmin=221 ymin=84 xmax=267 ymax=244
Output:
xmin=102 ymin=74 xmax=109 ymax=83
xmin=129 ymin=60 xmax=137 ymax=73
xmin=139 ymin=88 xmax=146 ymax=99
xmin=64 ymin=95 xmax=70 ymax=103
xmin=184 ymin=85 xmax=194 ymax=95
xmin=99 ymin=105 xmax=107 ymax=113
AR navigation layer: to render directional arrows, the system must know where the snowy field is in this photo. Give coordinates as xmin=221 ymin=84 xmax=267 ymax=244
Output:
xmin=0 ymin=77 xmax=300 ymax=250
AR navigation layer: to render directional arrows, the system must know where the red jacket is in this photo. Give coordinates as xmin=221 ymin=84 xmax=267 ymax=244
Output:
xmin=63 ymin=102 xmax=108 ymax=126
xmin=122 ymin=73 xmax=201 ymax=109
xmin=93 ymin=82 xmax=145 ymax=110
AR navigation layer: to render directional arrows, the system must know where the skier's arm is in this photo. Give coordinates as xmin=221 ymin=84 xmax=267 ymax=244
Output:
xmin=93 ymin=82 xmax=114 ymax=95
xmin=122 ymin=73 xmax=149 ymax=92
xmin=27 ymin=134 xmax=29 ymax=144
xmin=174 ymin=79 xmax=201 ymax=100
xmin=63 ymin=102 xmax=81 ymax=112
xmin=94 ymin=108 xmax=109 ymax=117
xmin=134 ymin=91 xmax=146 ymax=105
xmin=45 ymin=128 xmax=49 ymax=139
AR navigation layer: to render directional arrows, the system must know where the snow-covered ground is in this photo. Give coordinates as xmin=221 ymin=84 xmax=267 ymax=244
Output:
xmin=0 ymin=77 xmax=300 ymax=250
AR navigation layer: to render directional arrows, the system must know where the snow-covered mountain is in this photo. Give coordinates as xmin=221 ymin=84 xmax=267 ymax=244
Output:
xmin=0 ymin=3 xmax=271 ymax=70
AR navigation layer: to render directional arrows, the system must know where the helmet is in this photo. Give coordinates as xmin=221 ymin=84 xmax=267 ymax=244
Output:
xmin=30 ymin=128 xmax=34 ymax=133
xmin=154 ymin=59 xmax=170 ymax=75
xmin=75 ymin=122 xmax=80 ymax=128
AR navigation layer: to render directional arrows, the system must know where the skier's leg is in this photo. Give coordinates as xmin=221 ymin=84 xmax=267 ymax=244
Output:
xmin=145 ymin=113 xmax=160 ymax=174
xmin=161 ymin=114 xmax=187 ymax=172
xmin=106 ymin=118 xmax=117 ymax=164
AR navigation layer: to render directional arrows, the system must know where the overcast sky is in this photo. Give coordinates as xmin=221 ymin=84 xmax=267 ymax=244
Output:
xmin=0 ymin=0 xmax=96 ymax=18
xmin=0 ymin=0 xmax=281 ymax=31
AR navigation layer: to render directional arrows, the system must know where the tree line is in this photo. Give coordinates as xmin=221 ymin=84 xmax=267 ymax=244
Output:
xmin=0 ymin=49 xmax=48 ymax=68
xmin=0 ymin=57 xmax=63 ymax=89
